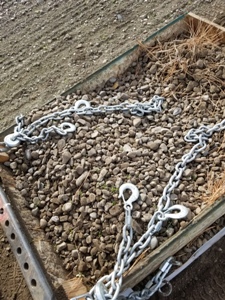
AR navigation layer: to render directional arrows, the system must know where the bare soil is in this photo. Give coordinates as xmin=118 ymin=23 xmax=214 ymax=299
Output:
xmin=0 ymin=0 xmax=224 ymax=299
xmin=152 ymin=237 xmax=225 ymax=300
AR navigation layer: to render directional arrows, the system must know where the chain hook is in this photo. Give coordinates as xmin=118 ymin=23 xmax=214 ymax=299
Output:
xmin=59 ymin=122 xmax=76 ymax=133
xmin=4 ymin=133 xmax=21 ymax=148
xmin=74 ymin=100 xmax=91 ymax=110
xmin=157 ymin=204 xmax=189 ymax=221
xmin=119 ymin=183 xmax=139 ymax=208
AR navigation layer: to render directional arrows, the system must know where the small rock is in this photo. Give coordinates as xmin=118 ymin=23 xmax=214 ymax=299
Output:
xmin=186 ymin=81 xmax=198 ymax=92
xmin=201 ymin=95 xmax=209 ymax=101
xmin=142 ymin=213 xmax=152 ymax=222
xmin=166 ymin=228 xmax=174 ymax=237
xmin=109 ymin=205 xmax=121 ymax=216
xmin=62 ymin=202 xmax=73 ymax=212
xmin=140 ymin=85 xmax=149 ymax=91
xmin=90 ymin=212 xmax=97 ymax=219
xmin=31 ymin=207 xmax=39 ymax=217
xmin=116 ymin=14 xmax=123 ymax=21
xmin=91 ymin=130 xmax=99 ymax=138
xmin=195 ymin=207 xmax=201 ymax=214
xmin=196 ymin=238 xmax=203 ymax=248
xmin=78 ymin=260 xmax=87 ymax=272
xmin=150 ymin=236 xmax=158 ymax=249
xmin=99 ymin=91 xmax=106 ymax=97
xmin=155 ymin=87 xmax=162 ymax=95
xmin=57 ymin=139 xmax=66 ymax=151
xmin=214 ymin=157 xmax=221 ymax=165
xmin=76 ymin=171 xmax=89 ymax=187
xmin=173 ymin=107 xmax=182 ymax=116
xmin=149 ymin=64 xmax=157 ymax=74
xmin=105 ymin=157 xmax=112 ymax=165
xmin=109 ymin=77 xmax=117 ymax=83
xmin=57 ymin=242 xmax=67 ymax=252
xmin=161 ymin=143 xmax=168 ymax=153
xmin=98 ymin=168 xmax=108 ymax=181
xmin=86 ymin=256 xmax=93 ymax=262
xmin=60 ymin=215 xmax=68 ymax=222
xmin=89 ymin=193 xmax=96 ymax=203
xmin=180 ymin=221 xmax=188 ymax=229
xmin=123 ymin=144 xmax=132 ymax=152
xmin=196 ymin=177 xmax=205 ymax=185
xmin=120 ymin=93 xmax=129 ymax=100
xmin=75 ymin=165 xmax=84 ymax=175
xmin=77 ymin=118 xmax=87 ymax=126
xmin=21 ymin=163 xmax=28 ymax=172
xmin=50 ymin=216 xmax=59 ymax=223
xmin=10 ymin=162 xmax=17 ymax=169
xmin=132 ymin=211 xmax=141 ymax=219
xmin=80 ymin=197 xmax=87 ymax=206
xmin=82 ymin=94 xmax=89 ymax=101
xmin=196 ymin=59 xmax=204 ymax=69
xmin=62 ymin=150 xmax=71 ymax=164
xmin=210 ymin=85 xmax=219 ymax=93
xmin=133 ymin=117 xmax=142 ymax=127
xmin=40 ymin=219 xmax=47 ymax=229
xmin=31 ymin=111 xmax=43 ymax=122
xmin=80 ymin=246 xmax=88 ymax=254
xmin=31 ymin=151 xmax=39 ymax=159
xmin=127 ymin=150 xmax=142 ymax=158
xmin=151 ymin=127 xmax=170 ymax=135
xmin=88 ymin=148 xmax=96 ymax=156
xmin=184 ymin=169 xmax=193 ymax=177
xmin=71 ymin=249 xmax=79 ymax=259
xmin=147 ymin=140 xmax=161 ymax=151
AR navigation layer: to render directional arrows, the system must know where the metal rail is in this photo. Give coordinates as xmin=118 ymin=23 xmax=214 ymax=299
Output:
xmin=0 ymin=185 xmax=57 ymax=300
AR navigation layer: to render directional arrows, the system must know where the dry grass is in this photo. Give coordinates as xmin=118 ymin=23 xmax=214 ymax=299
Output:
xmin=204 ymin=169 xmax=225 ymax=205
xmin=138 ymin=18 xmax=225 ymax=206
xmin=137 ymin=18 xmax=225 ymax=98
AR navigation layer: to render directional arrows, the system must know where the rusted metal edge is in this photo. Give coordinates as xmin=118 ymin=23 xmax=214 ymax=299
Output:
xmin=0 ymin=185 xmax=56 ymax=300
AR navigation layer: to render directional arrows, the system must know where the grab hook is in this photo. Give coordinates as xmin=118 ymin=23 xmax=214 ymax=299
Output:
xmin=119 ymin=183 xmax=139 ymax=208
xmin=159 ymin=204 xmax=190 ymax=221
xmin=74 ymin=100 xmax=91 ymax=110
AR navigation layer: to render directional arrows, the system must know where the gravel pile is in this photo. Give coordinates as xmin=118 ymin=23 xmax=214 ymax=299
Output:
xmin=6 ymin=24 xmax=225 ymax=285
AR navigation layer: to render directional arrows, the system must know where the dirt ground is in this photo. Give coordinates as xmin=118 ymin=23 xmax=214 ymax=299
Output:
xmin=151 ymin=236 xmax=225 ymax=300
xmin=0 ymin=0 xmax=225 ymax=299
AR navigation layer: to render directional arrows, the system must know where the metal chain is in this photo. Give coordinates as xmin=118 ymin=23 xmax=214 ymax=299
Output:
xmin=3 ymin=95 xmax=164 ymax=147
xmin=127 ymin=257 xmax=181 ymax=300
xmin=85 ymin=120 xmax=225 ymax=300
xmin=4 ymin=97 xmax=225 ymax=300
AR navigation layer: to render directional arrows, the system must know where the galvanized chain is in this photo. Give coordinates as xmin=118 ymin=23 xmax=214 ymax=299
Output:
xmin=125 ymin=257 xmax=181 ymax=300
xmin=3 ymin=95 xmax=164 ymax=147
xmin=85 ymin=120 xmax=225 ymax=300
xmin=4 ymin=96 xmax=225 ymax=300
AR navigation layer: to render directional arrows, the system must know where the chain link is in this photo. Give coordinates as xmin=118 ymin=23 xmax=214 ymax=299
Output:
xmin=5 ymin=96 xmax=225 ymax=300
xmin=86 ymin=119 xmax=225 ymax=300
xmin=3 ymin=96 xmax=164 ymax=147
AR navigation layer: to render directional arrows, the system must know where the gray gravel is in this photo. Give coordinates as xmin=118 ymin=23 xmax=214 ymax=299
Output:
xmin=6 ymin=29 xmax=225 ymax=285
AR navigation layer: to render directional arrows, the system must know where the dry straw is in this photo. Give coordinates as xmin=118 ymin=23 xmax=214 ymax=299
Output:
xmin=137 ymin=18 xmax=225 ymax=206
xmin=137 ymin=18 xmax=225 ymax=98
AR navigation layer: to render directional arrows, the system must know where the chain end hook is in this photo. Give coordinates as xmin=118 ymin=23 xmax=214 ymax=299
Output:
xmin=119 ymin=183 xmax=139 ymax=207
